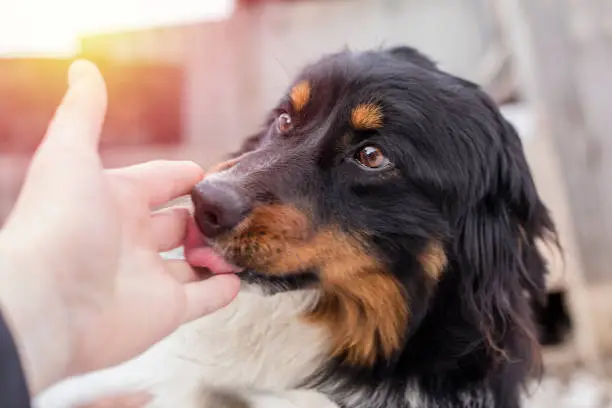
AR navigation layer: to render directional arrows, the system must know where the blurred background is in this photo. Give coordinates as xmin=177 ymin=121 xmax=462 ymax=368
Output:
xmin=1 ymin=0 xmax=612 ymax=406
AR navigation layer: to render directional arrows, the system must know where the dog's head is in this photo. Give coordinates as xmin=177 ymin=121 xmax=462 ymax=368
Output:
xmin=191 ymin=47 xmax=557 ymax=376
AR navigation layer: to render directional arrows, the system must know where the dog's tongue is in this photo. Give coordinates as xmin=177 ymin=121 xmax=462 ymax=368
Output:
xmin=183 ymin=219 xmax=243 ymax=274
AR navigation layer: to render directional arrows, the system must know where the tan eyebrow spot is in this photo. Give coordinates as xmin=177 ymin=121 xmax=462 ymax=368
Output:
xmin=351 ymin=104 xmax=383 ymax=130
xmin=290 ymin=80 xmax=311 ymax=112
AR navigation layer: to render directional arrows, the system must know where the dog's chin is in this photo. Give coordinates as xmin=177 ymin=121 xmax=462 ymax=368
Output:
xmin=238 ymin=269 xmax=320 ymax=295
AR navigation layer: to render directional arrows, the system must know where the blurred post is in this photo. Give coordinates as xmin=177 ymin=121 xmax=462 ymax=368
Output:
xmin=496 ymin=0 xmax=612 ymax=368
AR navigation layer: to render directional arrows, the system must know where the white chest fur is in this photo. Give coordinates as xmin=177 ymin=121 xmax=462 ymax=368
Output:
xmin=35 ymin=286 xmax=334 ymax=408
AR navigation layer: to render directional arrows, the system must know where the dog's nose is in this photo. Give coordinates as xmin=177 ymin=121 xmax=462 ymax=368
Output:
xmin=190 ymin=181 xmax=249 ymax=238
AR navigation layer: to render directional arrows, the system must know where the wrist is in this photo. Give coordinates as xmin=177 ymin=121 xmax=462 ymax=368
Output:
xmin=0 ymin=240 xmax=72 ymax=395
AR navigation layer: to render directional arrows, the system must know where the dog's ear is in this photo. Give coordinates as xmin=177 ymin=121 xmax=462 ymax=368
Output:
xmin=386 ymin=46 xmax=440 ymax=72
xmin=498 ymin=119 xmax=558 ymax=299
xmin=455 ymin=112 xmax=557 ymax=374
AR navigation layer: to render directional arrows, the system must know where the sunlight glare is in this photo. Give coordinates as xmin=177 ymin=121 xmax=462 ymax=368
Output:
xmin=0 ymin=0 xmax=235 ymax=56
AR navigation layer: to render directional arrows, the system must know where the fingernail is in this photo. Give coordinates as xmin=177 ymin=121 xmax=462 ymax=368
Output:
xmin=68 ymin=59 xmax=95 ymax=87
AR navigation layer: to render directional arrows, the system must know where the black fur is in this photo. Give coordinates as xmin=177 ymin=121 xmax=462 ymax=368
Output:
xmin=221 ymin=46 xmax=558 ymax=407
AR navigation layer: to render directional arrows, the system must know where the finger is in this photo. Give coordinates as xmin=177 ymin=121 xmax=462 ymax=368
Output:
xmin=21 ymin=60 xmax=107 ymax=197
xmin=108 ymin=160 xmax=204 ymax=208
xmin=183 ymin=274 xmax=241 ymax=322
xmin=40 ymin=60 xmax=108 ymax=155
xmin=151 ymin=207 xmax=190 ymax=252
xmin=164 ymin=260 xmax=203 ymax=284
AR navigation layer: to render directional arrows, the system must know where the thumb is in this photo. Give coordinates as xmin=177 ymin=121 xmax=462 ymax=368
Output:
xmin=37 ymin=59 xmax=108 ymax=159
xmin=5 ymin=60 xmax=109 ymax=225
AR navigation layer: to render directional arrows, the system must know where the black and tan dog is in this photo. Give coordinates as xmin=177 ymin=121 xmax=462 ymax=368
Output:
xmin=38 ymin=46 xmax=557 ymax=408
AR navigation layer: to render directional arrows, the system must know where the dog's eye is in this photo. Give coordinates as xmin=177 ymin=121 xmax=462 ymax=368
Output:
xmin=276 ymin=113 xmax=293 ymax=134
xmin=356 ymin=145 xmax=390 ymax=169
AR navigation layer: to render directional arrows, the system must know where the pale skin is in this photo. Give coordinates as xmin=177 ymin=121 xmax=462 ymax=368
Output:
xmin=0 ymin=60 xmax=241 ymax=399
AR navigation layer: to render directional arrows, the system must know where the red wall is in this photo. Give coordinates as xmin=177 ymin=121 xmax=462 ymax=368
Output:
xmin=0 ymin=57 xmax=184 ymax=153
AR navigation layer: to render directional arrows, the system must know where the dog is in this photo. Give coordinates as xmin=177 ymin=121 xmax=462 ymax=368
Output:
xmin=35 ymin=46 xmax=557 ymax=408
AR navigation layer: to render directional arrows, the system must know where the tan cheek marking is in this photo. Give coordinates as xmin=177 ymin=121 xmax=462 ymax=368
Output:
xmin=418 ymin=241 xmax=448 ymax=280
xmin=235 ymin=215 xmax=407 ymax=366
xmin=224 ymin=206 xmax=408 ymax=366
xmin=223 ymin=205 xmax=314 ymax=268
xmin=307 ymin=268 xmax=408 ymax=366
xmin=206 ymin=157 xmax=239 ymax=175
xmin=351 ymin=103 xmax=384 ymax=130
xmin=233 ymin=205 xmax=312 ymax=242
xmin=290 ymin=80 xmax=311 ymax=112
xmin=305 ymin=232 xmax=408 ymax=366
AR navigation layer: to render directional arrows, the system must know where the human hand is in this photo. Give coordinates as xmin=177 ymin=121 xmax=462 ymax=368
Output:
xmin=0 ymin=60 xmax=240 ymax=395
